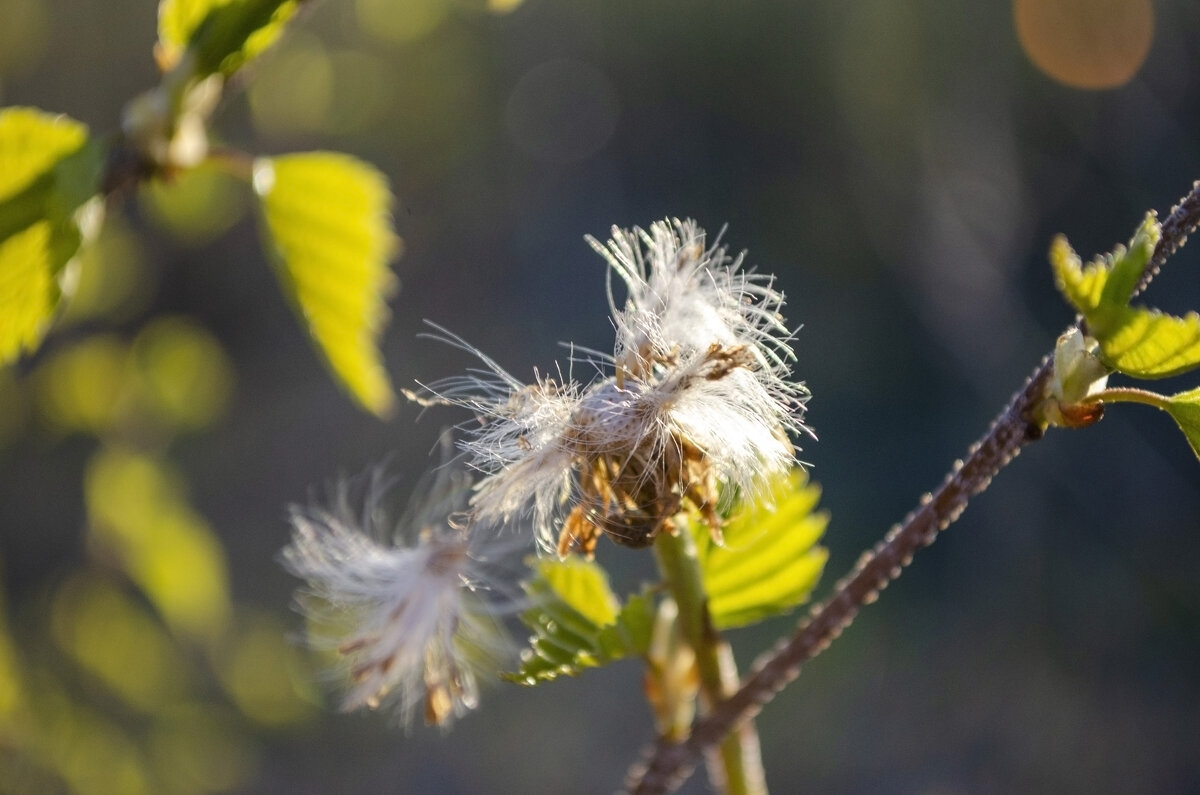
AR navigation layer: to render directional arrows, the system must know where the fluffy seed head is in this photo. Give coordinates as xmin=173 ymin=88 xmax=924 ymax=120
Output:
xmin=417 ymin=219 xmax=809 ymax=555
xmin=281 ymin=467 xmax=514 ymax=728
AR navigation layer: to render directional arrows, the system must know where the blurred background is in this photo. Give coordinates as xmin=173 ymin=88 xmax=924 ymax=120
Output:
xmin=1 ymin=0 xmax=1199 ymax=792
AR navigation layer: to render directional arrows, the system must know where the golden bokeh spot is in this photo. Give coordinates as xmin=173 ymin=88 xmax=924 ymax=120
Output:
xmin=0 ymin=0 xmax=48 ymax=76
xmin=49 ymin=574 xmax=188 ymax=713
xmin=247 ymin=32 xmax=333 ymax=138
xmin=60 ymin=219 xmax=154 ymax=325
xmin=357 ymin=0 xmax=450 ymax=44
xmin=140 ymin=163 xmax=248 ymax=246
xmin=487 ymin=0 xmax=527 ymax=13
xmin=85 ymin=447 xmax=232 ymax=641
xmin=34 ymin=336 xmax=129 ymax=436
xmin=1014 ymin=0 xmax=1154 ymax=89
xmin=215 ymin=612 xmax=319 ymax=727
xmin=132 ymin=317 xmax=234 ymax=431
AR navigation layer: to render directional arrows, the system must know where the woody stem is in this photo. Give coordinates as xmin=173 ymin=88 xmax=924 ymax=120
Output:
xmin=624 ymin=178 xmax=1200 ymax=795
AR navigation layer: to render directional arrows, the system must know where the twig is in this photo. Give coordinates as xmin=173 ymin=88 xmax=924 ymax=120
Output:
xmin=624 ymin=179 xmax=1200 ymax=794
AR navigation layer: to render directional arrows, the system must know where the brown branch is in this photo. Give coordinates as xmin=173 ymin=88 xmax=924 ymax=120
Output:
xmin=624 ymin=179 xmax=1200 ymax=795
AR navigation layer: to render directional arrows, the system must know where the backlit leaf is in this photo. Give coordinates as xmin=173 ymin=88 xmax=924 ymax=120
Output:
xmin=158 ymin=0 xmax=298 ymax=77
xmin=0 ymin=107 xmax=88 ymax=205
xmin=253 ymin=152 xmax=398 ymax=416
xmin=0 ymin=108 xmax=102 ymax=363
xmin=1051 ymin=213 xmax=1160 ymax=329
xmin=692 ymin=469 xmax=828 ymax=630
xmin=1097 ymin=306 xmax=1200 ymax=379
xmin=0 ymin=222 xmax=62 ymax=363
xmin=505 ymin=558 xmax=652 ymax=685
xmin=1048 ymin=215 xmax=1200 ymax=378
xmin=1164 ymin=388 xmax=1200 ymax=461
xmin=532 ymin=556 xmax=619 ymax=627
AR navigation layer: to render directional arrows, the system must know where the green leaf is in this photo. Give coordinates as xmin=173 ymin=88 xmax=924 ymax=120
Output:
xmin=1050 ymin=234 xmax=1106 ymax=315
xmin=0 ymin=107 xmax=89 ymax=204
xmin=0 ymin=108 xmax=102 ymax=363
xmin=504 ymin=558 xmax=653 ymax=685
xmin=1096 ymin=306 xmax=1200 ymax=379
xmin=253 ymin=152 xmax=399 ymax=416
xmin=532 ymin=556 xmax=619 ymax=626
xmin=1051 ymin=213 xmax=1160 ymax=330
xmin=595 ymin=589 xmax=655 ymax=660
xmin=1163 ymin=387 xmax=1200 ymax=461
xmin=158 ymin=0 xmax=297 ymax=77
xmin=0 ymin=222 xmax=62 ymax=362
xmin=1099 ymin=213 xmax=1158 ymax=312
xmin=692 ymin=469 xmax=829 ymax=630
xmin=1049 ymin=215 xmax=1200 ymax=378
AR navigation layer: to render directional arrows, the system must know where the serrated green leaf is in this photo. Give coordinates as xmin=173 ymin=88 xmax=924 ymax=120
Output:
xmin=158 ymin=0 xmax=297 ymax=77
xmin=1097 ymin=306 xmax=1200 ymax=379
xmin=1163 ymin=387 xmax=1200 ymax=461
xmin=530 ymin=557 xmax=619 ymax=626
xmin=692 ymin=469 xmax=828 ymax=630
xmin=1099 ymin=213 xmax=1158 ymax=311
xmin=0 ymin=108 xmax=102 ymax=364
xmin=253 ymin=152 xmax=398 ymax=416
xmin=504 ymin=558 xmax=652 ymax=685
xmin=1051 ymin=213 xmax=1160 ymax=328
xmin=596 ymin=589 xmax=655 ymax=659
xmin=1050 ymin=234 xmax=1105 ymax=315
xmin=1046 ymin=215 xmax=1200 ymax=378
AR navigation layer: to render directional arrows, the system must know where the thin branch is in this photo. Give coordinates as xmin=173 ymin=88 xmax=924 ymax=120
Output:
xmin=624 ymin=179 xmax=1200 ymax=795
xmin=1135 ymin=179 xmax=1200 ymax=298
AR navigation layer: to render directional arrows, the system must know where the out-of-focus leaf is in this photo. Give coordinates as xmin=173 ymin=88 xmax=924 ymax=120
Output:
xmin=158 ymin=0 xmax=298 ymax=77
xmin=253 ymin=152 xmax=398 ymax=416
xmin=158 ymin=0 xmax=230 ymax=65
xmin=596 ymin=589 xmax=655 ymax=661
xmin=85 ymin=447 xmax=232 ymax=641
xmin=0 ymin=108 xmax=103 ymax=364
xmin=27 ymin=673 xmax=149 ymax=795
xmin=0 ymin=107 xmax=88 ymax=204
xmin=49 ymin=574 xmax=189 ymax=713
xmin=1163 ymin=387 xmax=1200 ymax=461
xmin=0 ymin=574 xmax=23 ymax=719
xmin=0 ymin=222 xmax=63 ymax=363
xmin=504 ymin=558 xmax=652 ymax=685
xmin=692 ymin=469 xmax=829 ymax=630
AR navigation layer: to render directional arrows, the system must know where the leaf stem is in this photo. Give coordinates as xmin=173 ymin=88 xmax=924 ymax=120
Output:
xmin=654 ymin=527 xmax=767 ymax=795
xmin=624 ymin=179 xmax=1200 ymax=795
xmin=1085 ymin=386 xmax=1170 ymax=410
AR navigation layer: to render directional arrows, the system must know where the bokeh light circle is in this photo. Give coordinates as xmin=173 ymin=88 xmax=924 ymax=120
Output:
xmin=1014 ymin=0 xmax=1154 ymax=89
